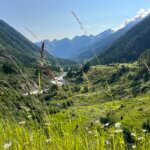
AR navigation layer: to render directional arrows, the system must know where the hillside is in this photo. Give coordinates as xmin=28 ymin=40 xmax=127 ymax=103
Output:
xmin=72 ymin=10 xmax=150 ymax=62
xmin=0 ymin=20 xmax=39 ymax=66
xmin=1 ymin=62 xmax=150 ymax=149
xmin=0 ymin=20 xmax=76 ymax=68
xmin=93 ymin=15 xmax=150 ymax=64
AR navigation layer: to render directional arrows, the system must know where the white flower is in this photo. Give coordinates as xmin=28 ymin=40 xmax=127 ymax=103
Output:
xmin=131 ymin=133 xmax=136 ymax=137
xmin=19 ymin=121 xmax=26 ymax=125
xmin=27 ymin=115 xmax=32 ymax=119
xmin=114 ymin=129 xmax=123 ymax=133
xmin=104 ymin=123 xmax=109 ymax=127
xmin=105 ymin=140 xmax=109 ymax=145
xmin=138 ymin=137 xmax=143 ymax=141
xmin=3 ymin=142 xmax=12 ymax=149
xmin=57 ymin=103 xmax=61 ymax=106
xmin=21 ymin=106 xmax=30 ymax=112
xmin=143 ymin=129 xmax=147 ymax=132
xmin=45 ymin=123 xmax=51 ymax=126
xmin=115 ymin=122 xmax=121 ymax=128
xmin=46 ymin=139 xmax=51 ymax=144
xmin=88 ymin=131 xmax=92 ymax=134
xmin=132 ymin=145 xmax=136 ymax=149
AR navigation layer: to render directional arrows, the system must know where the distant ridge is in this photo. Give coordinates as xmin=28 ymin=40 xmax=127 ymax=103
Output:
xmin=92 ymin=15 xmax=150 ymax=64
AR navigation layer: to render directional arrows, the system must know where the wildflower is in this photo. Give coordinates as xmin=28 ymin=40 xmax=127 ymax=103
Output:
xmin=105 ymin=140 xmax=109 ymax=145
xmin=138 ymin=137 xmax=143 ymax=141
xmin=93 ymin=131 xmax=98 ymax=137
xmin=46 ymin=139 xmax=51 ymax=144
xmin=3 ymin=142 xmax=12 ymax=149
xmin=104 ymin=123 xmax=109 ymax=127
xmin=115 ymin=122 xmax=121 ymax=128
xmin=57 ymin=103 xmax=61 ymax=106
xmin=19 ymin=121 xmax=26 ymax=125
xmin=132 ymin=145 xmax=136 ymax=149
xmin=27 ymin=115 xmax=32 ymax=119
xmin=131 ymin=133 xmax=136 ymax=137
xmin=88 ymin=131 xmax=92 ymax=134
xmin=143 ymin=129 xmax=147 ymax=132
xmin=114 ymin=129 xmax=123 ymax=133
xmin=21 ymin=106 xmax=30 ymax=112
xmin=45 ymin=123 xmax=51 ymax=126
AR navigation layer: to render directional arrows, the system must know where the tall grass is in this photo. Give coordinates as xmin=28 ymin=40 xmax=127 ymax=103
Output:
xmin=70 ymin=11 xmax=113 ymax=99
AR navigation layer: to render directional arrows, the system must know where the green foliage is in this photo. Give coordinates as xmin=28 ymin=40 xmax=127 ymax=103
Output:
xmin=72 ymin=85 xmax=81 ymax=92
xmin=93 ymin=15 xmax=150 ymax=64
xmin=2 ymin=63 xmax=18 ymax=74
xmin=123 ymin=127 xmax=135 ymax=144
xmin=100 ymin=110 xmax=117 ymax=126
xmin=143 ymin=119 xmax=150 ymax=132
xmin=82 ymin=85 xmax=89 ymax=93
xmin=82 ymin=62 xmax=91 ymax=73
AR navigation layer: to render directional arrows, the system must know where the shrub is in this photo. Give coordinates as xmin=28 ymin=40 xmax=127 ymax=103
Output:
xmin=2 ymin=63 xmax=18 ymax=74
xmin=49 ymin=106 xmax=60 ymax=114
xmin=72 ymin=85 xmax=81 ymax=92
xmin=82 ymin=62 xmax=91 ymax=73
xmin=143 ymin=119 xmax=150 ymax=132
xmin=62 ymin=100 xmax=74 ymax=109
xmin=123 ymin=127 xmax=135 ymax=144
xmin=100 ymin=110 xmax=117 ymax=126
xmin=82 ymin=85 xmax=89 ymax=93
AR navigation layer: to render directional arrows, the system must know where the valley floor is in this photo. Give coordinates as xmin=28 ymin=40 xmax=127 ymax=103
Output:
xmin=0 ymin=63 xmax=150 ymax=150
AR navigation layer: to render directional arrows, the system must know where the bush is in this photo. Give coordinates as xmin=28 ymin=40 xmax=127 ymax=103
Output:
xmin=62 ymin=100 xmax=74 ymax=109
xmin=72 ymin=85 xmax=81 ymax=92
xmin=82 ymin=62 xmax=91 ymax=73
xmin=49 ymin=106 xmax=60 ymax=114
xmin=43 ymin=91 xmax=57 ymax=101
xmin=123 ymin=127 xmax=135 ymax=144
xmin=100 ymin=110 xmax=117 ymax=126
xmin=82 ymin=85 xmax=89 ymax=93
xmin=143 ymin=119 xmax=150 ymax=132
xmin=2 ymin=63 xmax=18 ymax=74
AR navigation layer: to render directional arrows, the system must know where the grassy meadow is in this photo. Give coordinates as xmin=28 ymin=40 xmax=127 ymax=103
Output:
xmin=0 ymin=62 xmax=150 ymax=150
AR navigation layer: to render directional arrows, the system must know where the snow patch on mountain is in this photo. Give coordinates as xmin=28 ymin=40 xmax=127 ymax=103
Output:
xmin=115 ymin=8 xmax=150 ymax=31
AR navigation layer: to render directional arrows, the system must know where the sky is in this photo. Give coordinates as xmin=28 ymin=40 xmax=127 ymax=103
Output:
xmin=0 ymin=0 xmax=150 ymax=42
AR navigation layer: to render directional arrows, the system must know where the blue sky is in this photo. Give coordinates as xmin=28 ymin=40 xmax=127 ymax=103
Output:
xmin=0 ymin=0 xmax=150 ymax=41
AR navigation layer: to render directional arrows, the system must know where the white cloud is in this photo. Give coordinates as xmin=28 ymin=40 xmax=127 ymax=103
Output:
xmin=115 ymin=8 xmax=150 ymax=31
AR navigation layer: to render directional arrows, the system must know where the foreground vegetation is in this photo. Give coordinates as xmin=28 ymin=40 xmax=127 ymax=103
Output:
xmin=0 ymin=62 xmax=150 ymax=150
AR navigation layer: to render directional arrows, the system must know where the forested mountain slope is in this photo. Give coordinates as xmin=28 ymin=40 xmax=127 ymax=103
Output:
xmin=93 ymin=15 xmax=150 ymax=64
xmin=0 ymin=20 xmax=76 ymax=68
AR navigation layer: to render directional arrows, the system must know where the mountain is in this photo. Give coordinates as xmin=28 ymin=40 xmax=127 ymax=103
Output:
xmin=91 ymin=15 xmax=150 ymax=65
xmin=0 ymin=20 xmax=39 ymax=67
xmin=71 ymin=29 xmax=114 ymax=62
xmin=72 ymin=10 xmax=150 ymax=62
xmin=35 ymin=29 xmax=114 ymax=59
xmin=0 ymin=20 xmax=76 ymax=68
xmin=36 ymin=9 xmax=150 ymax=63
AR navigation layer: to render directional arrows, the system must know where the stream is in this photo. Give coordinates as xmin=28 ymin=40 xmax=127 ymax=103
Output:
xmin=23 ymin=72 xmax=67 ymax=96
